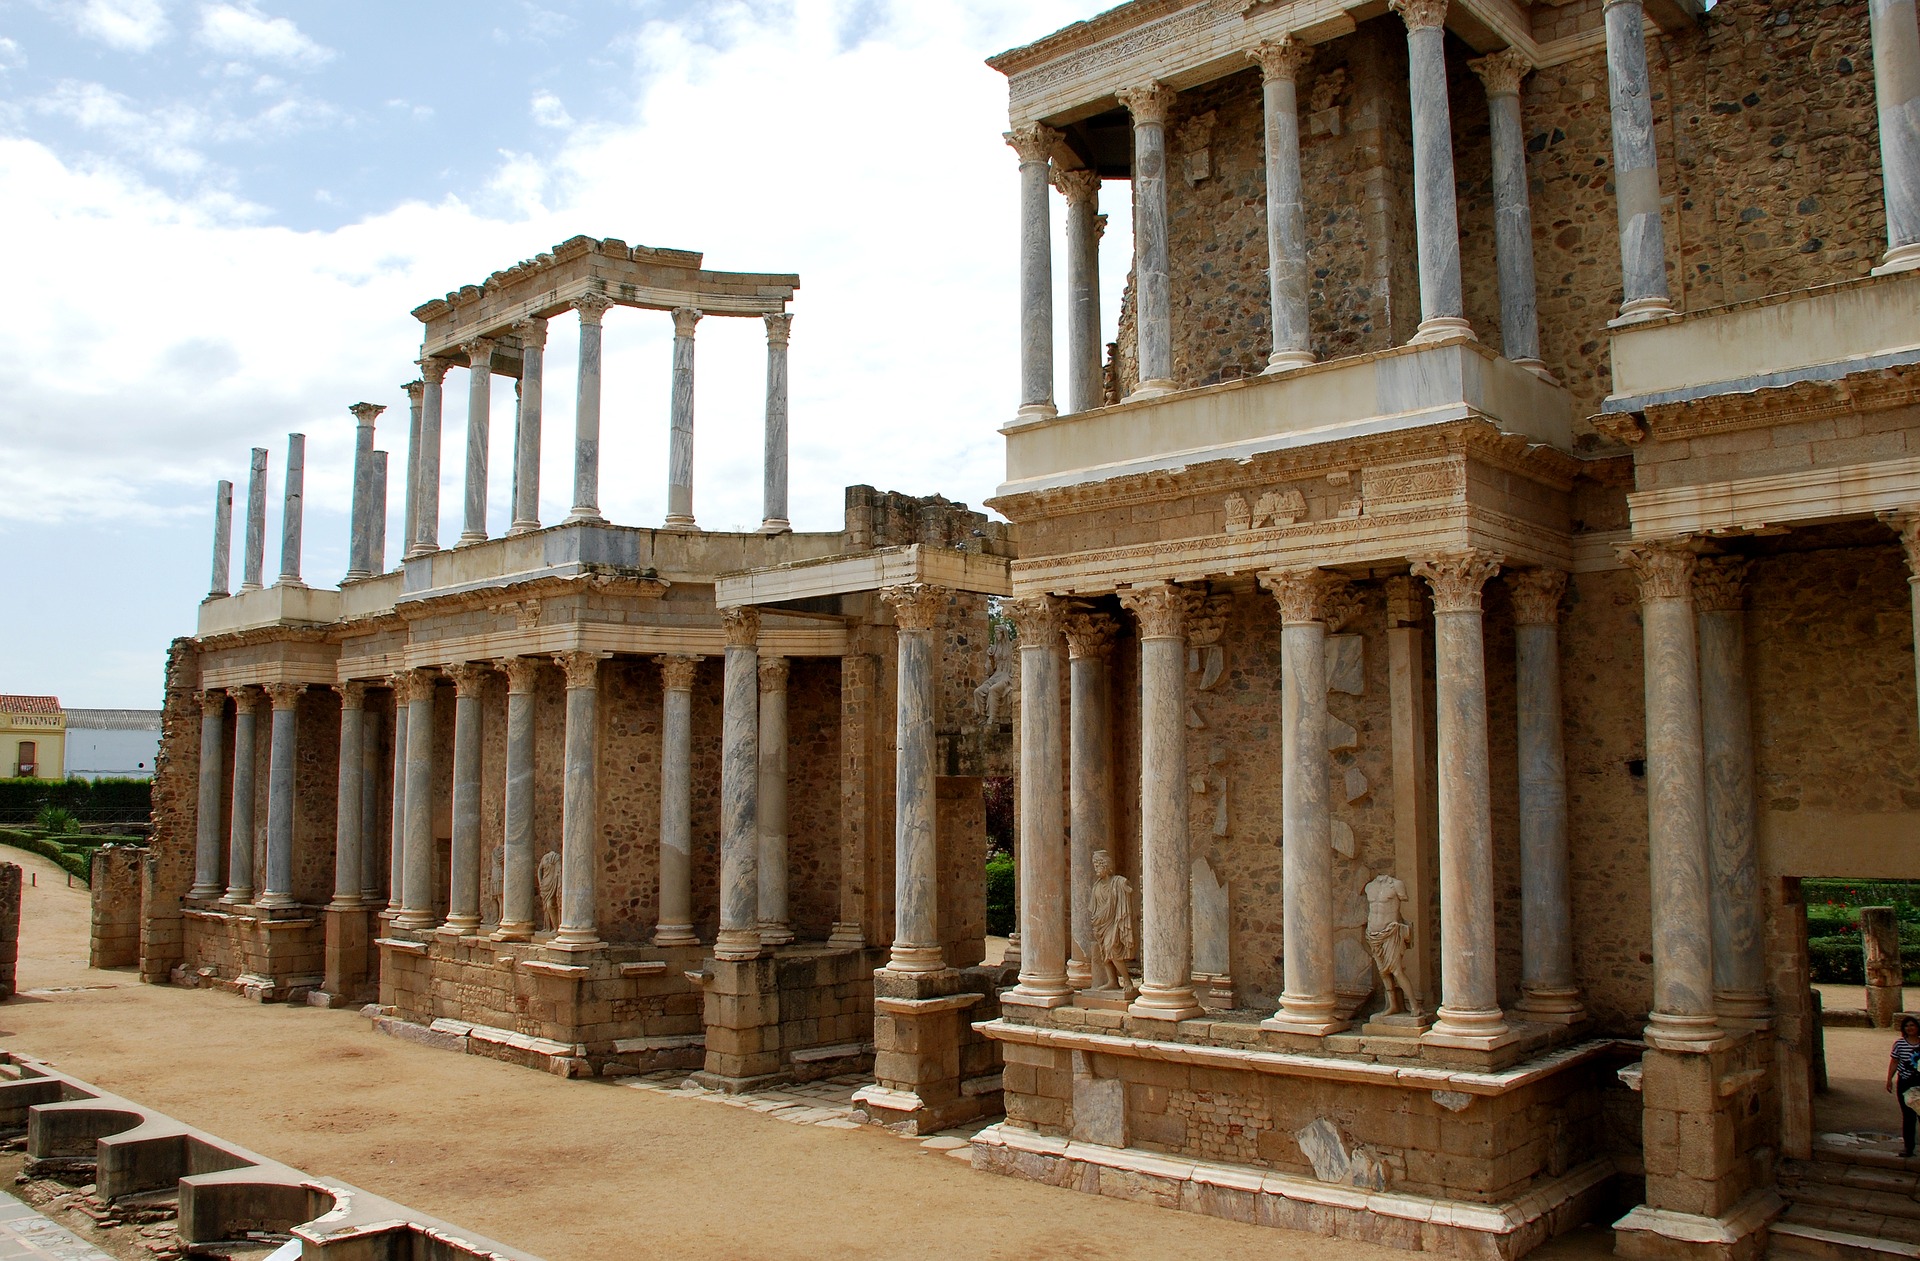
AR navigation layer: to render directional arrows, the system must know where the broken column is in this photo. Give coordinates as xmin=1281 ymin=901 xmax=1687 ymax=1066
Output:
xmin=1864 ymin=906 xmax=1905 ymax=1028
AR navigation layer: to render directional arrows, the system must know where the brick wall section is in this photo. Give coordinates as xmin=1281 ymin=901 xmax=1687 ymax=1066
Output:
xmin=90 ymin=844 xmax=145 ymax=969
xmin=143 ymin=638 xmax=198 ymax=980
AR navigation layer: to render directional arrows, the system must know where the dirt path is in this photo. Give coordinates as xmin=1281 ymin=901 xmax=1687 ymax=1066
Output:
xmin=0 ymin=846 xmax=1615 ymax=1261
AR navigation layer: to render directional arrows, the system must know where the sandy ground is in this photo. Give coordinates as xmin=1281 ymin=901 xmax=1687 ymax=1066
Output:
xmin=0 ymin=849 xmax=1461 ymax=1261
xmin=1820 ymin=1025 xmax=1913 ymax=1145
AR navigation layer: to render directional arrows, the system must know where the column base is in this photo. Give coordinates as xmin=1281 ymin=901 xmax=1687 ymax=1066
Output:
xmin=1512 ymin=357 xmax=1561 ymax=385
xmin=1514 ymin=986 xmax=1587 ymax=1025
xmin=1015 ymin=401 xmax=1059 ymax=422
xmin=506 ymin=520 xmax=540 ymax=537
xmin=221 ymin=889 xmax=253 ymax=905
xmin=1066 ymin=959 xmax=1092 ymax=990
xmin=758 ymin=923 xmax=795 ymax=947
xmin=402 ymin=545 xmax=439 ymax=560
xmin=325 ymin=895 xmax=366 ymax=912
xmin=1263 ymin=349 xmax=1316 ymax=374
xmin=390 ymin=911 xmax=437 ymax=931
xmin=549 ymin=927 xmax=602 ymax=949
xmin=562 ymin=509 xmax=604 ymax=525
xmin=1712 ymin=989 xmax=1773 ymax=1027
xmin=1360 ymin=1011 xmax=1433 ymax=1036
xmin=1610 ymin=295 xmax=1680 ymax=325
xmin=1423 ymin=1005 xmax=1517 ymax=1050
xmin=256 ymin=893 xmax=296 ymax=911
xmin=887 ymin=943 xmax=946 ymax=973
xmin=1262 ymin=1011 xmax=1350 ymax=1037
xmin=759 ymin=518 xmax=792 ymax=534
xmin=1124 ymin=379 xmax=1177 ymax=402
xmin=490 ymin=921 xmax=533 ymax=942
xmin=1128 ymin=983 xmax=1204 ymax=1022
xmin=188 ymin=883 xmax=224 ymax=900
xmin=1001 ymin=983 xmax=1073 ymax=1011
xmin=1873 ymin=242 xmax=1920 ymax=275
xmin=662 ymin=514 xmax=697 ymax=531
xmin=828 ymin=922 xmax=865 ymax=948
xmin=441 ymin=915 xmax=481 ymax=934
xmin=1409 ymin=316 xmax=1477 ymax=345
xmin=653 ymin=923 xmax=699 ymax=947
xmin=343 ymin=568 xmax=372 ymax=582
xmin=456 ymin=531 xmax=487 ymax=546
xmin=1645 ymin=1011 xmax=1723 ymax=1051
xmin=714 ymin=928 xmax=762 ymax=961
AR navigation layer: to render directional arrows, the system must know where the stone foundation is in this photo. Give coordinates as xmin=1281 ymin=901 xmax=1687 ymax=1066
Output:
xmin=0 ymin=865 xmax=18 ymax=1000
xmin=88 ymin=845 xmax=144 ymax=970
xmin=854 ymin=964 xmax=1008 ymax=1135
xmin=175 ymin=900 xmax=323 ymax=1001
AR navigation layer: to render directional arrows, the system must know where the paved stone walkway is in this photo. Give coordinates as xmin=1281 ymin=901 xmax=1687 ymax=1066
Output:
xmin=0 ymin=1191 xmax=113 ymax=1261
xmin=622 ymin=1071 xmax=981 ymax=1159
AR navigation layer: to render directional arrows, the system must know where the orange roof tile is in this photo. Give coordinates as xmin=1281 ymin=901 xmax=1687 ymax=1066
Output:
xmin=0 ymin=695 xmax=61 ymax=715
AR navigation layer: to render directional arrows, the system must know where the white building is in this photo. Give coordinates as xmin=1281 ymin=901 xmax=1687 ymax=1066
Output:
xmin=63 ymin=709 xmax=162 ymax=780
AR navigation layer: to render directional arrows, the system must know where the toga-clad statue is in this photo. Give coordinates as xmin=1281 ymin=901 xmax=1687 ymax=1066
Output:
xmin=1364 ymin=872 xmax=1420 ymax=1017
xmin=1089 ymin=849 xmax=1136 ymax=999
xmin=537 ymin=851 xmax=563 ymax=934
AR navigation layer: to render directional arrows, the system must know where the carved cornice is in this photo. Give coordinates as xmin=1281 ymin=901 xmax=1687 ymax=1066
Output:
xmin=881 ymin=584 xmax=949 ymax=633
xmin=419 ymin=356 xmax=452 ymax=386
xmin=1006 ymin=595 xmax=1066 ymax=646
xmin=758 ymin=655 xmax=790 ymax=691
xmin=1619 ymin=542 xmax=1697 ymax=602
xmin=393 ymin=570 xmax=669 ymax=623
xmin=336 ymin=680 xmax=369 ymax=708
xmin=1260 ymin=568 xmax=1353 ymax=626
xmin=1411 ymin=550 xmax=1504 ymax=613
xmin=1005 ymin=121 xmax=1063 ymax=164
xmin=1062 ymin=610 xmax=1119 ymax=659
xmin=262 ymin=681 xmax=306 ymax=710
xmin=1249 ymin=37 xmax=1313 ymax=84
xmin=513 ymin=316 xmax=548 ymax=349
xmin=722 ymin=606 xmax=761 ymax=647
xmin=657 ymin=654 xmax=701 ymax=691
xmin=1117 ymin=582 xmax=1195 ymax=638
xmin=1691 ymin=557 xmax=1749 ymax=613
xmin=349 ymin=402 xmax=385 ymax=427
xmin=764 ymin=312 xmax=793 ymax=347
xmin=1115 ymin=82 xmax=1178 ymax=127
xmin=1641 ymin=366 xmax=1920 ymax=444
xmin=1468 ymin=48 xmax=1531 ymax=97
xmin=1385 ymin=575 xmax=1426 ymax=628
xmin=671 ymin=307 xmax=703 ymax=338
xmin=571 ymin=292 xmax=614 ymax=325
xmin=447 ymin=661 xmax=493 ymax=696
xmin=500 ymin=655 xmax=544 ymax=693
xmin=556 ymin=649 xmax=608 ymax=689
xmin=1051 ymin=166 xmax=1101 ymax=205
xmin=464 ymin=337 xmax=496 ymax=372
xmin=1507 ymin=568 xmax=1568 ymax=625
xmin=1391 ymin=0 xmax=1448 ymax=30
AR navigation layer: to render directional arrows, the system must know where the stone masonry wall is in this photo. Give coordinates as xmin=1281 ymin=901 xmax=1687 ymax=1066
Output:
xmin=89 ymin=845 xmax=144 ymax=970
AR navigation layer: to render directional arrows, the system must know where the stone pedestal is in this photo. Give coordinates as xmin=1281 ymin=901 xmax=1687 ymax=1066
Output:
xmin=694 ymin=955 xmax=785 ymax=1090
xmin=856 ymin=967 xmax=994 ymax=1135
xmin=315 ymin=905 xmax=370 ymax=1008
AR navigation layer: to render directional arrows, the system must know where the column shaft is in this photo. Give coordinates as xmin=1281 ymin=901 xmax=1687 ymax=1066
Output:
xmin=1471 ymin=51 xmax=1547 ymax=370
xmin=332 ymin=684 xmax=365 ymax=908
xmin=401 ymin=380 xmax=423 ymax=564
xmin=277 ymin=434 xmax=305 ymax=586
xmin=656 ymin=656 xmax=700 ymax=945
xmin=496 ymin=658 xmax=539 ymax=940
xmin=1511 ymin=570 xmax=1583 ymax=1020
xmin=359 ymin=704 xmax=382 ymax=903
xmin=1398 ymin=0 xmax=1474 ymax=342
xmin=1008 ymin=123 xmax=1059 ymax=420
xmin=410 ymin=360 xmax=447 ymax=556
xmin=1603 ymin=0 xmax=1677 ymax=321
xmin=882 ymin=587 xmax=947 ymax=972
xmin=192 ymin=693 xmax=225 ymax=897
xmin=347 ymin=404 xmax=380 ymax=579
xmin=396 ymin=672 xmax=438 ymax=929
xmin=1056 ymin=170 xmax=1105 ymax=412
xmin=718 ymin=613 xmax=760 ymax=958
xmin=555 ymin=652 xmax=606 ymax=946
xmin=762 ymin=314 xmax=792 ymax=532
xmin=567 ymin=296 xmax=609 ymax=523
xmin=243 ymin=447 xmax=267 ymax=591
xmin=445 ymin=663 xmax=487 ymax=931
xmin=1696 ymin=559 xmax=1766 ymax=1019
xmin=1117 ymin=85 xmax=1178 ymax=396
xmin=1252 ymin=40 xmax=1316 ymax=371
xmin=259 ymin=683 xmax=304 ymax=909
xmin=510 ymin=319 xmax=545 ymax=535
xmin=209 ymin=480 xmax=233 ymax=599
xmin=225 ymin=691 xmax=258 ymax=901
xmin=757 ymin=657 xmax=793 ymax=946
xmin=1065 ymin=614 xmax=1117 ymax=989
xmin=1010 ymin=598 xmax=1069 ymax=1002
xmin=459 ymin=339 xmax=493 ymax=545
xmin=370 ymin=451 xmax=388 ymax=574
xmin=387 ymin=687 xmax=408 ymax=910
xmin=665 ymin=308 xmax=700 ymax=530
xmin=1872 ymin=0 xmax=1920 ymax=271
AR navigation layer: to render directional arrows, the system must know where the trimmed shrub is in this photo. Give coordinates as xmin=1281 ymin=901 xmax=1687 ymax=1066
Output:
xmin=0 ymin=829 xmax=93 ymax=884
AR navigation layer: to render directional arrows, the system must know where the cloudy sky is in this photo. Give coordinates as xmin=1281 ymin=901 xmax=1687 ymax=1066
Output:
xmin=0 ymin=0 xmax=1131 ymax=707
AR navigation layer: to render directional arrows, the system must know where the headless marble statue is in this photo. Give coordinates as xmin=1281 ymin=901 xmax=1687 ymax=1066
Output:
xmin=1364 ymin=872 xmax=1421 ymax=1017
xmin=537 ymin=851 xmax=562 ymax=933
xmin=1089 ymin=848 xmax=1136 ymax=999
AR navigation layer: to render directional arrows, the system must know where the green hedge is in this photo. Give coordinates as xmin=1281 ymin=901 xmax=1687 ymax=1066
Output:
xmin=0 ymin=778 xmax=151 ymax=816
xmin=986 ymin=852 xmax=1015 ymax=938
xmin=1808 ymin=935 xmax=1920 ymax=985
xmin=0 ymin=829 xmax=95 ymax=884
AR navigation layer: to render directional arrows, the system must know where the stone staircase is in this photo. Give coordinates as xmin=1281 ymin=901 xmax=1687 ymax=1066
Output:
xmin=1772 ymin=1155 xmax=1920 ymax=1261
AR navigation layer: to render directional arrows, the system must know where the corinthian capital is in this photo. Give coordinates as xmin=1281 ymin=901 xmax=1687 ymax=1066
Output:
xmin=764 ymin=312 xmax=793 ymax=347
xmin=1468 ymin=47 xmax=1531 ymax=97
xmin=419 ymin=356 xmax=452 ymax=386
xmin=1691 ymin=557 xmax=1749 ymax=613
xmin=1618 ymin=542 xmax=1697 ymax=603
xmin=1005 ymin=121 xmax=1062 ymax=165
xmin=447 ymin=661 xmax=492 ymax=697
xmin=1391 ymin=0 xmax=1449 ymax=30
xmin=200 ymin=690 xmax=226 ymax=716
xmin=1411 ymin=550 xmax=1504 ymax=613
xmin=722 ymin=605 xmax=761 ymax=647
xmin=500 ymin=655 xmax=544 ymax=693
xmin=881 ymin=584 xmax=949 ymax=633
xmin=1507 ymin=568 xmax=1568 ymax=626
xmin=1260 ymin=567 xmax=1354 ymax=625
xmin=1062 ymin=610 xmax=1119 ymax=659
xmin=396 ymin=668 xmax=439 ymax=705
xmin=1050 ymin=166 xmax=1101 ymax=206
xmin=262 ymin=681 xmax=306 ymax=711
xmin=758 ymin=655 xmax=790 ymax=691
xmin=571 ymin=292 xmax=614 ymax=325
xmin=335 ymin=680 xmax=369 ymax=709
xmin=1882 ymin=509 xmax=1920 ymax=574
xmin=555 ymin=650 xmax=608 ymax=689
xmin=657 ymin=654 xmax=701 ymax=691
xmin=403 ymin=379 xmax=424 ymax=406
xmin=513 ymin=316 xmax=549 ymax=349
xmin=1249 ymin=37 xmax=1314 ymax=84
xmin=1118 ymin=582 xmax=1195 ymax=639
xmin=671 ymin=307 xmax=703 ymax=338
xmin=232 ymin=685 xmax=264 ymax=715
xmin=1006 ymin=595 xmax=1066 ymax=646
xmin=1115 ymin=82 xmax=1178 ymax=128
xmin=464 ymin=337 xmax=496 ymax=372
xmin=349 ymin=402 xmax=385 ymax=427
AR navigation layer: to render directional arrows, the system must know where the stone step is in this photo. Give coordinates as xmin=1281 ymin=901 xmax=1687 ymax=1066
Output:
xmin=1785 ymin=1159 xmax=1920 ymax=1196
xmin=1783 ymin=1184 xmax=1920 ymax=1225
xmin=1773 ymin=1219 xmax=1920 ymax=1261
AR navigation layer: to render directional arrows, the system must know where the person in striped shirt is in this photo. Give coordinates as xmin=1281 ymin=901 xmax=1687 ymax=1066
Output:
xmin=1885 ymin=1015 xmax=1920 ymax=1157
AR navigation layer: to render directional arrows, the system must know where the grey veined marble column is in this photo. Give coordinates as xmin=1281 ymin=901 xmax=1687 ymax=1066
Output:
xmin=757 ymin=655 xmax=793 ymax=947
xmin=277 ymin=434 xmax=305 ymax=587
xmin=1395 ymin=0 xmax=1475 ymax=344
xmin=1263 ymin=569 xmax=1347 ymax=1035
xmin=258 ymin=682 xmax=305 ymax=910
xmin=1251 ymin=38 xmax=1317 ymax=372
xmin=242 ymin=448 xmax=268 ymax=591
xmin=346 ymin=403 xmax=384 ymax=581
xmin=1470 ymin=50 xmax=1551 ymax=376
xmin=395 ymin=668 xmax=439 ymax=930
xmin=555 ymin=651 xmax=607 ymax=947
xmin=332 ymin=682 xmax=366 ymax=909
xmin=1413 ymin=552 xmax=1509 ymax=1046
xmin=1603 ymin=0 xmax=1678 ymax=322
xmin=1009 ymin=596 xmax=1070 ymax=1004
xmin=225 ymin=688 xmax=260 ymax=903
xmin=1118 ymin=583 xmax=1203 ymax=1020
xmin=494 ymin=656 xmax=541 ymax=941
xmin=192 ymin=691 xmax=226 ymax=897
xmin=1007 ymin=122 xmax=1060 ymax=422
xmin=359 ymin=701 xmax=382 ymax=904
xmin=401 ymin=380 xmax=423 ymax=563
xmin=665 ymin=308 xmax=701 ymax=531
xmin=209 ymin=480 xmax=233 ymax=600
xmin=1622 ymin=543 xmax=1717 ymax=1047
xmin=882 ymin=586 xmax=947 ymax=973
xmin=410 ymin=358 xmax=449 ymax=557
xmin=1064 ymin=611 xmax=1118 ymax=990
xmin=459 ymin=338 xmax=494 ymax=546
xmin=717 ymin=610 xmax=761 ymax=960
xmin=1117 ymin=83 xmax=1179 ymax=398
xmin=386 ymin=677 xmax=408 ymax=912
xmin=1053 ymin=168 xmax=1105 ymax=412
xmin=1509 ymin=569 xmax=1584 ymax=1023
xmin=509 ymin=318 xmax=545 ymax=536
xmin=370 ymin=451 xmax=389 ymax=573
xmin=655 ymin=655 xmax=701 ymax=946
xmin=444 ymin=662 xmax=489 ymax=932
xmin=1695 ymin=558 xmax=1767 ymax=1021
xmin=567 ymin=294 xmax=610 ymax=524
xmin=761 ymin=314 xmax=792 ymax=534
xmin=1872 ymin=0 xmax=1920 ymax=272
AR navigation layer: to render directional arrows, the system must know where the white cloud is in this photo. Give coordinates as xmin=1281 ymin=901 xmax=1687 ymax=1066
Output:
xmin=61 ymin=0 xmax=171 ymax=53
xmin=32 ymin=80 xmax=212 ymax=175
xmin=529 ymin=90 xmax=572 ymax=129
xmin=0 ymin=37 xmax=24 ymax=70
xmin=195 ymin=3 xmax=332 ymax=67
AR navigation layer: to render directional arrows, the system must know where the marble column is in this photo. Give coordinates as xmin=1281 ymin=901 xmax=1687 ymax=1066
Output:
xmin=1262 ymin=568 xmax=1349 ymax=1035
xmin=567 ymin=294 xmax=611 ymax=524
xmin=1007 ymin=122 xmax=1061 ymax=421
xmin=386 ymin=678 xmax=409 ymax=913
xmin=1872 ymin=0 xmax=1920 ymax=272
xmin=1053 ymin=168 xmax=1105 ymax=412
xmin=370 ymin=451 xmax=389 ymax=573
xmin=1064 ymin=611 xmax=1118 ymax=990
xmin=508 ymin=318 xmax=546 ymax=536
xmin=1509 ymin=568 xmax=1584 ymax=1022
xmin=192 ymin=691 xmax=226 ymax=897
xmin=718 ymin=610 xmax=761 ymax=960
xmin=1251 ymin=38 xmax=1318 ymax=372
xmin=1117 ymin=583 xmax=1203 ymax=1020
xmin=401 ymin=380 xmax=423 ymax=564
xmin=1469 ymin=49 xmax=1550 ymax=376
xmin=762 ymin=314 xmax=792 ymax=533
xmin=655 ymin=655 xmax=701 ymax=946
xmin=1695 ymin=557 xmax=1767 ymax=1021
xmin=1411 ymin=551 xmax=1509 ymax=1045
xmin=1116 ymin=83 xmax=1179 ymax=397
xmin=1603 ymin=0 xmax=1678 ymax=322
xmin=444 ymin=662 xmax=489 ymax=932
xmin=1889 ymin=512 xmax=1920 ymax=751
xmin=459 ymin=338 xmax=495 ymax=546
xmin=494 ymin=656 xmax=541 ymax=941
xmin=555 ymin=650 xmax=608 ymax=947
xmin=881 ymin=585 xmax=948 ymax=973
xmin=277 ymin=434 xmax=305 ymax=587
xmin=331 ymin=682 xmax=366 ymax=909
xmin=345 ymin=403 xmax=383 ymax=579
xmin=1395 ymin=0 xmax=1476 ymax=344
xmin=665 ymin=308 xmax=701 ymax=530
xmin=1621 ymin=543 xmax=1717 ymax=1047
xmin=1009 ymin=596 xmax=1070 ymax=1004
xmin=225 ymin=688 xmax=260 ymax=902
xmin=242 ymin=447 xmax=268 ymax=591
xmin=756 ymin=655 xmax=793 ymax=947
xmin=359 ymin=703 xmax=382 ymax=904
xmin=258 ymin=681 xmax=305 ymax=910
xmin=209 ymin=480 xmax=233 ymax=599
xmin=395 ymin=668 xmax=439 ymax=930
xmin=410 ymin=358 xmax=449 ymax=556
xmin=1386 ymin=577 xmax=1439 ymax=1006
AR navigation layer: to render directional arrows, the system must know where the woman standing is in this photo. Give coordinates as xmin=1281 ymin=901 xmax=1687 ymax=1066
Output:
xmin=1885 ymin=1015 xmax=1920 ymax=1156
